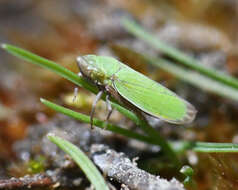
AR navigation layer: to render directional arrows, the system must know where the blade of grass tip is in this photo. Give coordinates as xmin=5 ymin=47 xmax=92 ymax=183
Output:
xmin=40 ymin=98 xmax=180 ymax=166
xmin=47 ymin=134 xmax=109 ymax=190
xmin=1 ymin=43 xmax=97 ymax=93
xmin=121 ymin=18 xmax=238 ymax=90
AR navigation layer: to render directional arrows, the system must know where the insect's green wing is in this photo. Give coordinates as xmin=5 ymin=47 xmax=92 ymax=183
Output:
xmin=114 ymin=66 xmax=196 ymax=124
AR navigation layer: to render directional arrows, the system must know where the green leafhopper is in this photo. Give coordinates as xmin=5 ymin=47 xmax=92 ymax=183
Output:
xmin=76 ymin=55 xmax=197 ymax=128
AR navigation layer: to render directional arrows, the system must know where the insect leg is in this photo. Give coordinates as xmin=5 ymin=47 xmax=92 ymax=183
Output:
xmin=104 ymin=94 xmax=113 ymax=129
xmin=72 ymin=72 xmax=82 ymax=102
xmin=72 ymin=87 xmax=78 ymax=102
xmin=90 ymin=90 xmax=103 ymax=129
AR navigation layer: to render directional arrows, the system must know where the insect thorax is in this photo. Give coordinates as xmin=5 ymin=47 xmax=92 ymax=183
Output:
xmin=89 ymin=68 xmax=112 ymax=86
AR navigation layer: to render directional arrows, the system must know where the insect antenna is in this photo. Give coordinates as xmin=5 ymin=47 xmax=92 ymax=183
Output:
xmin=109 ymin=66 xmax=123 ymax=82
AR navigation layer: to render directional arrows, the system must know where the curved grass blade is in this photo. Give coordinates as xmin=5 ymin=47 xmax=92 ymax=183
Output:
xmin=40 ymin=98 xmax=155 ymax=144
xmin=122 ymin=18 xmax=238 ymax=90
xmin=1 ymin=44 xmax=97 ymax=94
xmin=47 ymin=134 xmax=109 ymax=190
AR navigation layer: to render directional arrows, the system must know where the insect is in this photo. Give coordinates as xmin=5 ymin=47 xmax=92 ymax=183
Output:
xmin=76 ymin=55 xmax=197 ymax=129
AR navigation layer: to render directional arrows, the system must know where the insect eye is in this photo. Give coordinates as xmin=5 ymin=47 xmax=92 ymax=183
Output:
xmin=89 ymin=61 xmax=94 ymax=65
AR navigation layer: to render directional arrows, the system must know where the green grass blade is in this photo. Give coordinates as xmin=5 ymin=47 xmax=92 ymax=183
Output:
xmin=192 ymin=142 xmax=238 ymax=153
xmin=122 ymin=18 xmax=238 ymax=90
xmin=170 ymin=141 xmax=238 ymax=153
xmin=40 ymin=98 xmax=159 ymax=145
xmin=47 ymin=134 xmax=109 ymax=190
xmin=146 ymin=56 xmax=238 ymax=101
xmin=1 ymin=44 xmax=97 ymax=93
